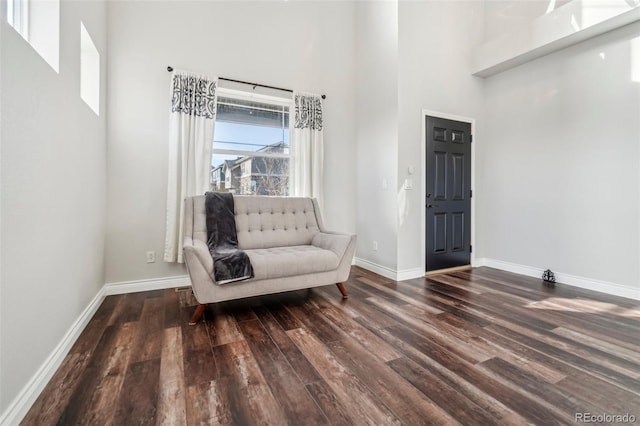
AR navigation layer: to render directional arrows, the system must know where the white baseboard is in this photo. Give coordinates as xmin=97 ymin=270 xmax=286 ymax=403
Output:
xmin=355 ymin=256 xmax=639 ymax=300
xmin=0 ymin=288 xmax=106 ymax=426
xmin=471 ymin=257 xmax=487 ymax=268
xmin=354 ymin=257 xmax=424 ymax=281
xmin=354 ymin=257 xmax=397 ymax=280
xmin=478 ymin=258 xmax=640 ymax=301
xmin=397 ymin=267 xmax=425 ymax=281
xmin=104 ymin=275 xmax=190 ymax=295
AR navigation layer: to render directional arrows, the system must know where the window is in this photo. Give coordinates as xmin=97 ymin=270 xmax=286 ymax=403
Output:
xmin=5 ymin=0 xmax=60 ymax=72
xmin=6 ymin=0 xmax=28 ymax=38
xmin=80 ymin=22 xmax=100 ymax=115
xmin=212 ymin=90 xmax=291 ymax=196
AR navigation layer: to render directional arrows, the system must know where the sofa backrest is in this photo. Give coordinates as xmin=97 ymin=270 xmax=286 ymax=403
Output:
xmin=186 ymin=195 xmax=321 ymax=250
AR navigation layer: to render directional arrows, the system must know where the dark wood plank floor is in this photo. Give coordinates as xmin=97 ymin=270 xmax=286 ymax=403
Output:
xmin=23 ymin=267 xmax=640 ymax=425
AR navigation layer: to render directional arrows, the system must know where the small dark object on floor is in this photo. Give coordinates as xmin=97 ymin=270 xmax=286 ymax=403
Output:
xmin=542 ymin=269 xmax=556 ymax=284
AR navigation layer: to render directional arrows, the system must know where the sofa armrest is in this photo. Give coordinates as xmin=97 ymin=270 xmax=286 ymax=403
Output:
xmin=183 ymin=237 xmax=215 ymax=281
xmin=312 ymin=232 xmax=355 ymax=262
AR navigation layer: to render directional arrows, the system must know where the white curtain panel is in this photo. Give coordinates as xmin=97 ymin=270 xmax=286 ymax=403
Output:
xmin=164 ymin=71 xmax=217 ymax=263
xmin=292 ymin=92 xmax=324 ymax=208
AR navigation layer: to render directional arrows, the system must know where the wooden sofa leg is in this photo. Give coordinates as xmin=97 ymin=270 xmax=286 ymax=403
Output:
xmin=189 ymin=304 xmax=207 ymax=326
xmin=336 ymin=283 xmax=349 ymax=299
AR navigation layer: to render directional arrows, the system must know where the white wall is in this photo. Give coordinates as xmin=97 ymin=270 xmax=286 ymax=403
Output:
xmin=357 ymin=0 xmax=638 ymax=296
xmin=477 ymin=20 xmax=640 ymax=291
xmin=354 ymin=0 xmax=399 ymax=271
xmin=0 ymin=0 xmax=107 ymax=414
xmin=354 ymin=1 xmax=485 ymax=276
xmin=105 ymin=0 xmax=357 ymax=284
xmin=396 ymin=0 xmax=485 ymax=273
xmin=482 ymin=0 xmax=553 ymax=41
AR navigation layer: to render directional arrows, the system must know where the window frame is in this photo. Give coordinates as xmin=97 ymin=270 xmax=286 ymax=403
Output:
xmin=212 ymin=87 xmax=294 ymax=195
xmin=6 ymin=0 xmax=29 ymax=39
xmin=6 ymin=0 xmax=60 ymax=72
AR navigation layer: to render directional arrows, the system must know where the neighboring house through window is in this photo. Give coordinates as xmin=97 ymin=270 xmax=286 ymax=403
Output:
xmin=212 ymin=89 xmax=291 ymax=196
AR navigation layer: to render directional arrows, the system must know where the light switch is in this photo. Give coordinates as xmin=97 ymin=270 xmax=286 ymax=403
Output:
xmin=408 ymin=165 xmax=414 ymax=175
xmin=404 ymin=179 xmax=413 ymax=190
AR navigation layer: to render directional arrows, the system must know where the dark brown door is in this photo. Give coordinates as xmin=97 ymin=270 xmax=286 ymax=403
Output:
xmin=425 ymin=116 xmax=471 ymax=272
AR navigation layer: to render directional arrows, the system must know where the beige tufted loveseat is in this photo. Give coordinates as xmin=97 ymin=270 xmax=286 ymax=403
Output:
xmin=182 ymin=195 xmax=357 ymax=325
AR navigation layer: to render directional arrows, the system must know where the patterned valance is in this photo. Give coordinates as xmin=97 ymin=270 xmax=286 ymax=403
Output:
xmin=171 ymin=73 xmax=217 ymax=119
xmin=294 ymin=94 xmax=323 ymax=131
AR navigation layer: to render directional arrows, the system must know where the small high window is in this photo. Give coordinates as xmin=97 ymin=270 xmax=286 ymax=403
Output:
xmin=5 ymin=0 xmax=60 ymax=72
xmin=6 ymin=0 xmax=28 ymax=38
xmin=80 ymin=22 xmax=100 ymax=115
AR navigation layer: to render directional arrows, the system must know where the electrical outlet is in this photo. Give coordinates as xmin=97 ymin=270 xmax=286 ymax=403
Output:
xmin=146 ymin=251 xmax=156 ymax=263
xmin=373 ymin=241 xmax=378 ymax=251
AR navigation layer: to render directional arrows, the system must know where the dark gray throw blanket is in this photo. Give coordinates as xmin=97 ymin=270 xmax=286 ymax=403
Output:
xmin=204 ymin=192 xmax=254 ymax=285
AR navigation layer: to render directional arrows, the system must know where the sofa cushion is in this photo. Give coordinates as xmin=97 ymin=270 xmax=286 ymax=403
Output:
xmin=245 ymin=245 xmax=339 ymax=280
xmin=234 ymin=196 xmax=321 ymax=250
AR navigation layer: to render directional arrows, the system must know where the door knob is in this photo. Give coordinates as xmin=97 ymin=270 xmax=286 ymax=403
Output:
xmin=427 ymin=204 xmax=433 ymax=208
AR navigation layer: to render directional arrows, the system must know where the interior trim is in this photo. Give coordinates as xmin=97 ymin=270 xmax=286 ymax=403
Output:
xmin=103 ymin=275 xmax=190 ymax=296
xmin=355 ymin=257 xmax=424 ymax=281
xmin=478 ymin=258 xmax=640 ymax=301
xmin=425 ymin=265 xmax=472 ymax=276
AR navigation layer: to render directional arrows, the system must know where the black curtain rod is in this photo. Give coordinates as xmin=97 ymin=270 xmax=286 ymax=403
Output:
xmin=167 ymin=66 xmax=326 ymax=99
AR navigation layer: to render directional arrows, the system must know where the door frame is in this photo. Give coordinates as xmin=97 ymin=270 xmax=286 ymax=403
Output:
xmin=421 ymin=109 xmax=477 ymax=274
